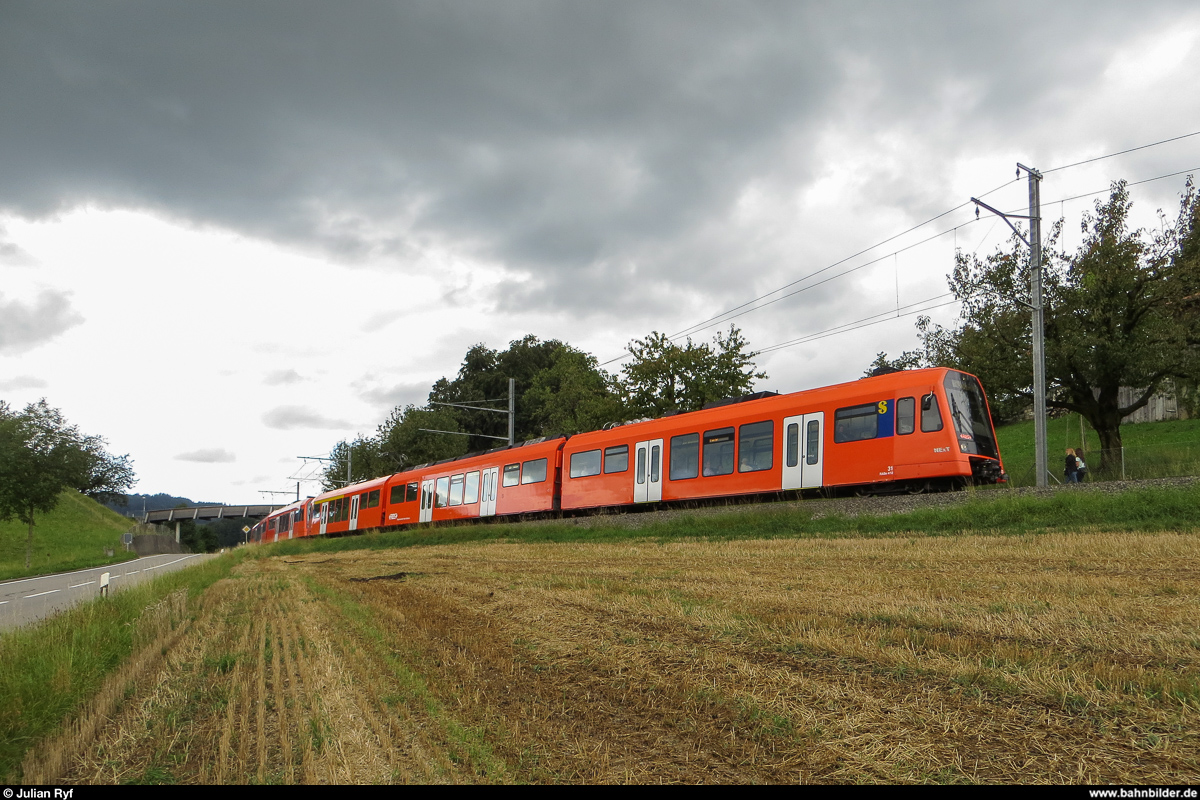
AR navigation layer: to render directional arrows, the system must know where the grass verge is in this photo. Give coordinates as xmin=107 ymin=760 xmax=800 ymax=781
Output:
xmin=0 ymin=550 xmax=243 ymax=782
xmin=250 ymin=481 xmax=1200 ymax=560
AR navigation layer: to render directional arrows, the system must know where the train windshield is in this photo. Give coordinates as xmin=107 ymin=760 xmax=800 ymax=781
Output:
xmin=943 ymin=372 xmax=999 ymax=459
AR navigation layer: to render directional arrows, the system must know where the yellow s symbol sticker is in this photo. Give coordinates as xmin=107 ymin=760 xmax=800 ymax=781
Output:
xmin=877 ymin=400 xmax=888 ymax=414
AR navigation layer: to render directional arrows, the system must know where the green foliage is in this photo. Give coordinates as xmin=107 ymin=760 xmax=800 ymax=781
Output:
xmin=322 ymin=327 xmax=767 ymax=487
xmin=322 ymin=405 xmax=469 ymax=489
xmin=521 ymin=347 xmax=624 ymax=436
xmin=879 ymin=178 xmax=1200 ymax=467
xmin=620 ymin=325 xmax=767 ymax=417
xmin=0 ymin=399 xmax=136 ymax=568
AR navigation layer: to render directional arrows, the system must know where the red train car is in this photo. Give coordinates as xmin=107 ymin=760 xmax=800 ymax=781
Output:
xmin=312 ymin=476 xmax=388 ymax=536
xmin=251 ymin=367 xmax=1003 ymax=544
xmin=560 ymin=367 xmax=1003 ymax=510
xmin=382 ymin=436 xmax=565 ymax=527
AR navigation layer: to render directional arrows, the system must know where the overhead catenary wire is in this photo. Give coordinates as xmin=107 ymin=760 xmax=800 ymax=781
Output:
xmin=599 ymin=130 xmax=1200 ymax=368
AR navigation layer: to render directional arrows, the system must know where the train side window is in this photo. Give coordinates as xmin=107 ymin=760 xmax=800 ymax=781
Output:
xmin=570 ymin=449 xmax=602 ymax=478
xmin=636 ymin=447 xmax=646 ymax=484
xmin=807 ymin=420 xmax=820 ymax=465
xmin=604 ymin=445 xmax=629 ymax=473
xmin=921 ymin=393 xmax=944 ymax=432
xmin=522 ymin=458 xmax=548 ymax=484
xmin=738 ymin=420 xmax=773 ymax=472
xmin=389 ymin=485 xmax=405 ymax=504
xmin=435 ymin=477 xmax=449 ymax=508
xmin=406 ymin=482 xmax=419 ymax=502
xmin=448 ymin=474 xmax=465 ymax=506
xmin=702 ymin=428 xmax=735 ymax=476
xmin=834 ymin=404 xmax=878 ymax=443
xmin=465 ymin=471 xmax=480 ymax=504
xmin=670 ymin=433 xmax=699 ymax=480
xmin=366 ymin=489 xmax=380 ymax=508
xmin=503 ymin=463 xmax=520 ymax=487
xmin=268 ymin=518 xmax=276 ymax=532
xmin=786 ymin=423 xmax=799 ymax=467
xmin=651 ymin=444 xmax=660 ymax=483
xmin=897 ymin=397 xmax=916 ymax=435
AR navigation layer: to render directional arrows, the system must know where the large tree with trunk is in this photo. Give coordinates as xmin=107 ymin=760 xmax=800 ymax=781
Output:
xmin=904 ymin=178 xmax=1200 ymax=473
xmin=0 ymin=399 xmax=136 ymax=569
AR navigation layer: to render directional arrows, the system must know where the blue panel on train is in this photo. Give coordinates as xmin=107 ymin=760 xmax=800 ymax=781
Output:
xmin=876 ymin=399 xmax=895 ymax=438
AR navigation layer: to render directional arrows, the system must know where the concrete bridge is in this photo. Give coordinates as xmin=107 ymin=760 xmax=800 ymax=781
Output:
xmin=141 ymin=504 xmax=286 ymax=524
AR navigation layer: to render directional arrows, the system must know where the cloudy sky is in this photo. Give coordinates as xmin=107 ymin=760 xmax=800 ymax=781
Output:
xmin=2 ymin=2 xmax=1198 ymax=504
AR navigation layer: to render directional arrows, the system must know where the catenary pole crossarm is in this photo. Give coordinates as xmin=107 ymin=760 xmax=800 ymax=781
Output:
xmin=972 ymin=163 xmax=1048 ymax=487
xmin=417 ymin=429 xmax=512 ymax=441
xmin=429 ymin=401 xmax=510 ymax=414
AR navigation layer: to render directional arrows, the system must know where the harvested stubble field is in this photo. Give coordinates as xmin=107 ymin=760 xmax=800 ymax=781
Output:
xmin=31 ymin=530 xmax=1200 ymax=784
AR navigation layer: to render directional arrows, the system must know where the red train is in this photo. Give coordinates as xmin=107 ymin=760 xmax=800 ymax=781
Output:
xmin=249 ymin=367 xmax=1006 ymax=543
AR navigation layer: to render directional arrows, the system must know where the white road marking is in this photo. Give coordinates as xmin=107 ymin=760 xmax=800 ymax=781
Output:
xmin=25 ymin=589 xmax=61 ymax=598
xmin=70 ymin=581 xmax=97 ymax=589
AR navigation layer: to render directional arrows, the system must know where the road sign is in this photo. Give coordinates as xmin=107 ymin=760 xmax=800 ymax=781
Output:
xmin=122 ymin=533 xmax=133 ymax=545
xmin=243 ymin=526 xmax=251 ymax=534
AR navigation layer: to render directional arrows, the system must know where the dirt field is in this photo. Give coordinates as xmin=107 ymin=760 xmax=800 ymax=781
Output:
xmin=31 ymin=530 xmax=1200 ymax=784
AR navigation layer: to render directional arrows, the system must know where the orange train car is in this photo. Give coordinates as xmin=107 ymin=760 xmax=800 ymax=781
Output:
xmin=252 ymin=367 xmax=1004 ymax=542
xmin=558 ymin=367 xmax=1004 ymax=510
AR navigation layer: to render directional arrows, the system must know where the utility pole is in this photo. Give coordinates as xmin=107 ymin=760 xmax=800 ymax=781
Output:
xmin=508 ymin=377 xmax=515 ymax=447
xmin=970 ymin=163 xmax=1048 ymax=487
xmin=1023 ymin=164 xmax=1048 ymax=489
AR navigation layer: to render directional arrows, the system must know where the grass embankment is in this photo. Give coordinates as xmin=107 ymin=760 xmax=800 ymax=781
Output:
xmin=997 ymin=415 xmax=1200 ymax=485
xmin=255 ymin=480 xmax=1200 ymax=559
xmin=0 ymin=551 xmax=241 ymax=783
xmin=0 ymin=490 xmax=138 ymax=581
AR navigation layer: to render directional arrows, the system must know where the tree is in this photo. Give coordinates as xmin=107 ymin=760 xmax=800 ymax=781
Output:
xmin=893 ymin=179 xmax=1200 ymax=472
xmin=620 ymin=325 xmax=767 ymax=418
xmin=0 ymin=399 xmax=136 ymax=569
xmin=429 ymin=335 xmax=622 ymax=449
xmin=321 ymin=405 xmax=468 ymax=490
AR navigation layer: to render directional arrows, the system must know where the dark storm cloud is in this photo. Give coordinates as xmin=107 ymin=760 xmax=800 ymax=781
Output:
xmin=0 ymin=2 xmax=1188 ymax=317
xmin=262 ymin=405 xmax=351 ymax=430
xmin=0 ymin=290 xmax=84 ymax=353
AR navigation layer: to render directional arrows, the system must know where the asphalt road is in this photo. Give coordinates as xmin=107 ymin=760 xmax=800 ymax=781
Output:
xmin=0 ymin=553 xmax=217 ymax=632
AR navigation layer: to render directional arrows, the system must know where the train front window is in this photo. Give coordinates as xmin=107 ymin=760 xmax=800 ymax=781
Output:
xmin=921 ymin=394 xmax=943 ymax=432
xmin=943 ymin=372 xmax=999 ymax=458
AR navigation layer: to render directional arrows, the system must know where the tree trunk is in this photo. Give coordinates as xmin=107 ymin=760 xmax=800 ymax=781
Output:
xmin=1092 ymin=390 xmax=1125 ymax=475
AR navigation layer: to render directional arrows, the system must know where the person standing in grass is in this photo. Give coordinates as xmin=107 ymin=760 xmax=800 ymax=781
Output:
xmin=1065 ymin=448 xmax=1079 ymax=483
xmin=1075 ymin=451 xmax=1088 ymax=482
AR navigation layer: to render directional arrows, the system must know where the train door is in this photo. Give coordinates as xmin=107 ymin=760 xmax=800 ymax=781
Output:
xmin=782 ymin=412 xmax=825 ymax=490
xmin=480 ymin=467 xmax=499 ymax=517
xmin=419 ymin=480 xmax=434 ymax=523
xmin=349 ymin=494 xmax=360 ymax=532
xmin=633 ymin=439 xmax=663 ymax=503
xmin=319 ymin=502 xmax=328 ymax=536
